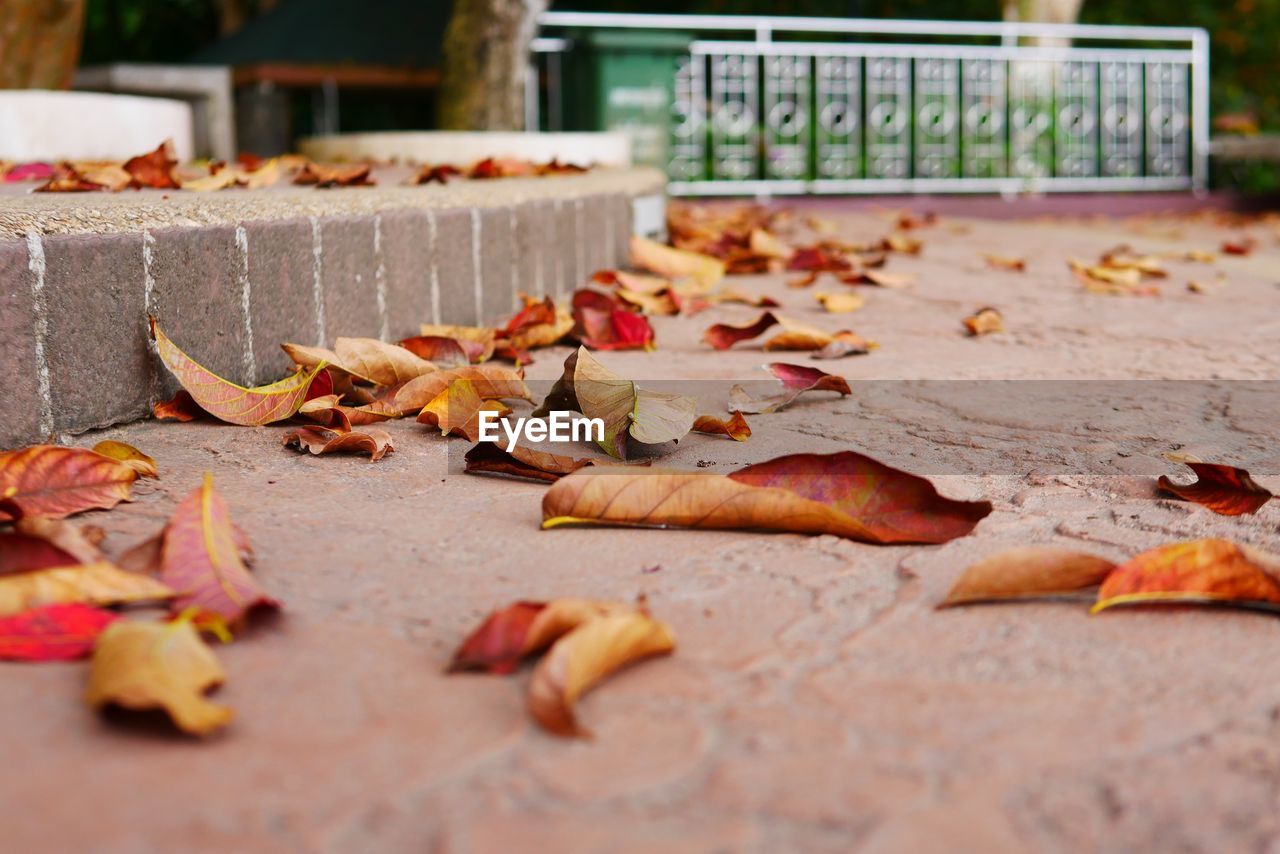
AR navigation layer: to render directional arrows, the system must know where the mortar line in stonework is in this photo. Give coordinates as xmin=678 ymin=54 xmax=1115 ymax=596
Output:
xmin=25 ymin=232 xmax=53 ymax=438
xmin=142 ymin=231 xmax=161 ymax=407
xmin=470 ymin=208 xmax=483 ymax=323
xmin=373 ymin=214 xmax=390 ymax=341
xmin=234 ymin=225 xmax=257 ymax=385
xmin=309 ymin=216 xmax=326 ymax=345
xmin=427 ymin=210 xmax=441 ymax=325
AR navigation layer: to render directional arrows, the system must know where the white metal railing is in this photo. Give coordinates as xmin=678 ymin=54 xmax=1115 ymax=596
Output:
xmin=530 ymin=13 xmax=1209 ymax=196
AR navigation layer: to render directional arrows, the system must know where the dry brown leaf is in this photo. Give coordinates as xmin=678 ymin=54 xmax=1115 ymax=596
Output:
xmin=692 ymin=411 xmax=752 ymax=442
xmin=334 ymin=337 xmax=436 ymax=386
xmin=417 ymin=379 xmax=512 ymax=441
xmin=448 ymin=598 xmax=629 ymax=673
xmin=387 ymin=365 xmax=531 ymax=416
xmin=983 ymin=253 xmax=1026 ymax=272
xmin=463 ymin=443 xmax=597 ymax=483
xmin=938 ymin=547 xmax=1117 ymax=607
xmin=1093 ymin=539 xmax=1280 ymax=614
xmin=629 ymin=236 xmax=726 ymax=287
xmin=528 ymin=611 xmax=676 ymax=737
xmin=92 ymin=440 xmax=158 ymax=478
xmin=814 ymin=292 xmax=865 ymax=314
xmin=962 ymin=307 xmax=1004 ymax=336
xmin=283 ymin=425 xmax=395 ymax=461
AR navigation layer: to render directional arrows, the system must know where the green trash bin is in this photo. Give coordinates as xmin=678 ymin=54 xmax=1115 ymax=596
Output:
xmin=563 ymin=30 xmax=694 ymax=173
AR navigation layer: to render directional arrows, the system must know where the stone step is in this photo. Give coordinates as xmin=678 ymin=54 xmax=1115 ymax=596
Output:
xmin=0 ymin=166 xmax=665 ymax=447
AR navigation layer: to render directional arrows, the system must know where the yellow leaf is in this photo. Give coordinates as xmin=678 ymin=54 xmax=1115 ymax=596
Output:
xmin=629 ymin=236 xmax=726 ymax=288
xmin=86 ymin=616 xmax=233 ymax=736
xmin=0 ymin=561 xmax=174 ymax=617
xmin=92 ymin=440 xmax=158 ymax=478
xmin=814 ymin=292 xmax=865 ymax=313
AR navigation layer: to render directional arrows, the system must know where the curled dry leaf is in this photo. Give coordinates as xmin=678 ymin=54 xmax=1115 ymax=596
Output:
xmin=0 ymin=561 xmax=174 ymax=617
xmin=500 ymin=294 xmax=574 ymax=352
xmin=297 ymin=395 xmax=397 ymax=430
xmin=728 ymin=363 xmax=851 ymax=414
xmin=123 ymin=140 xmax=179 ymax=189
xmin=1 ymin=517 xmax=105 ymax=573
xmin=711 ymin=288 xmax=779 ymax=309
xmin=543 ymin=450 xmax=992 ymax=545
xmin=398 ymin=335 xmax=473 ymax=367
xmin=692 ymin=411 xmax=752 ymax=442
xmin=463 ymin=443 xmax=597 ymax=483
xmin=787 ymin=271 xmax=821 ymax=289
xmin=984 ymin=253 xmax=1026 ymax=272
xmin=748 ymin=227 xmax=794 ymax=260
xmin=1093 ymin=539 xmax=1280 ymax=614
xmin=815 ymin=292 xmax=865 ymax=313
xmin=153 ymin=318 xmax=320 ymax=425
xmin=417 ymin=379 xmax=512 ymax=442
xmin=1157 ymin=461 xmax=1272 ymax=515
xmin=812 ymin=330 xmax=876 ymax=360
xmin=938 ymin=547 xmax=1117 ymax=607
xmin=448 ymin=598 xmax=628 ymax=673
xmin=1221 ymin=237 xmax=1256 ymax=256
xmin=74 ymin=162 xmax=133 ymax=192
xmin=86 ymin=614 xmax=233 ymax=736
xmin=592 ymin=270 xmax=672 ymax=294
xmin=703 ymin=311 xmax=781 ymax=350
xmin=528 ymin=610 xmax=676 ymax=737
xmin=962 ymin=307 xmax=1004 ymax=336
xmin=629 ymin=236 xmax=726 ymax=288
xmin=0 ymin=445 xmax=137 ymax=521
xmin=333 ymin=337 xmax=436 ymax=386
xmin=153 ymin=390 xmax=205 ymax=422
xmin=160 ymin=473 xmax=277 ymax=628
xmin=533 ymin=348 xmax=695 ymax=459
xmin=0 ymin=603 xmax=120 ymax=662
xmin=179 ymin=167 xmax=240 ymax=192
xmin=838 ymin=269 xmax=913 ymax=289
xmin=882 ymin=233 xmax=922 ymax=254
xmin=283 ymin=425 xmax=395 ymax=461
xmin=92 ymin=440 xmax=158 ymax=478
xmin=33 ymin=166 xmax=104 ymax=193
xmin=387 ymin=364 xmax=531 ymax=416
xmin=293 ymin=161 xmax=373 ymax=187
xmin=419 ymin=323 xmax=498 ymax=357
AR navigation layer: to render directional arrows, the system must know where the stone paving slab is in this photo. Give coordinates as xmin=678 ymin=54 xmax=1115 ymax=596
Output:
xmin=0 ymin=167 xmax=664 ymax=447
xmin=3 ymin=207 xmax=1280 ymax=852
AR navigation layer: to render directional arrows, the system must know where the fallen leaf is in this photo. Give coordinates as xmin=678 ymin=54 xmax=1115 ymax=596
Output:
xmin=0 ymin=603 xmax=121 ymax=662
xmin=787 ymin=245 xmax=853 ymax=273
xmin=839 ymin=269 xmax=913 ymax=289
xmin=571 ymin=290 xmax=655 ymax=351
xmin=702 ymin=311 xmax=781 ymax=350
xmin=3 ymin=162 xmax=56 ymax=183
xmin=92 ymin=440 xmax=158 ymax=478
xmin=963 ymin=307 xmax=1004 ymax=336
xmin=297 ymin=395 xmax=397 ymax=430
xmin=386 ymin=364 xmax=531 ymax=416
xmin=417 ymin=379 xmax=512 ymax=441
xmin=153 ymin=390 xmax=205 ymax=421
xmin=74 ymin=162 xmax=133 ymax=191
xmin=787 ymin=271 xmax=821 ymax=288
xmin=528 ymin=610 xmax=676 ymax=737
xmin=0 ymin=445 xmax=137 ymax=521
xmin=543 ymin=450 xmax=992 ymax=545
xmin=283 ymin=425 xmax=395 ymax=460
xmin=1093 ymin=539 xmax=1280 ymax=614
xmin=630 ymin=236 xmax=726 ymax=287
xmin=86 ymin=614 xmax=233 ymax=735
xmin=1158 ymin=461 xmax=1272 ymax=515
xmin=533 ymin=348 xmax=695 ymax=459
xmin=748 ymin=227 xmax=794 ymax=260
xmin=728 ymin=363 xmax=852 ymax=413
xmin=1185 ymin=249 xmax=1217 ymax=263
xmin=293 ymin=161 xmax=373 ymax=188
xmin=122 ymin=140 xmax=179 ymax=189
xmin=398 ymin=335 xmax=473 ymax=367
xmin=711 ymin=288 xmax=779 ymax=309
xmin=502 ymin=296 xmax=574 ymax=352
xmin=591 ymin=270 xmax=672 ymax=294
xmin=938 ymin=547 xmax=1117 ymax=607
xmin=983 ymin=253 xmax=1026 ymax=272
xmin=160 ymin=473 xmax=277 ymax=628
xmin=0 ymin=561 xmax=174 ymax=617
xmin=410 ymin=163 xmax=462 ymax=184
xmin=179 ymin=167 xmax=240 ymax=192
xmin=1 ymin=517 xmax=105 ymax=573
xmin=153 ymin=318 xmax=320 ymax=425
xmin=333 ymin=337 xmax=436 ymax=386
xmin=815 ymin=292 xmax=865 ymax=313
xmin=32 ymin=165 xmax=104 ymax=193
xmin=1221 ymin=237 xmax=1256 ymax=256
xmin=463 ymin=442 xmax=597 ymax=483
xmin=448 ymin=598 xmax=627 ymax=673
xmin=811 ymin=330 xmax=876 ymax=360
xmin=882 ymin=233 xmax=922 ymax=254
xmin=1186 ymin=279 xmax=1226 ymax=294
xmin=692 ymin=412 xmax=752 ymax=441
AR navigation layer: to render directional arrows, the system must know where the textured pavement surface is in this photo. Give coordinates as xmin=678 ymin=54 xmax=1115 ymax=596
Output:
xmin=4 ymin=205 xmax=1280 ymax=853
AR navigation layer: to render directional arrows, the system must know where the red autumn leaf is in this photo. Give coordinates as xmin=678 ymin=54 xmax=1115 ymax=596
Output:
xmin=1157 ymin=461 xmax=1273 ymax=516
xmin=123 ymin=140 xmax=180 ymax=189
xmin=1093 ymin=539 xmax=1280 ymax=614
xmin=0 ymin=603 xmax=120 ymax=662
xmin=692 ymin=411 xmax=752 ymax=441
xmin=1221 ymin=237 xmax=1256 ymax=256
xmin=398 ymin=335 xmax=474 ymax=367
xmin=293 ymin=162 xmax=374 ymax=188
xmin=728 ymin=363 xmax=852 ymax=413
xmin=448 ymin=599 xmax=627 ymax=674
xmin=33 ymin=165 xmax=105 ymax=193
xmin=571 ymin=290 xmax=655 ymax=351
xmin=702 ymin=311 xmax=780 ymax=350
xmin=787 ymin=246 xmax=852 ymax=273
xmin=0 ymin=446 xmax=137 ymax=522
xmin=0 ymin=518 xmax=105 ymax=574
xmin=3 ymin=162 xmax=56 ymax=183
xmin=160 ymin=473 xmax=277 ymax=629
xmin=153 ymin=390 xmax=207 ymax=422
xmin=410 ymin=164 xmax=462 ymax=185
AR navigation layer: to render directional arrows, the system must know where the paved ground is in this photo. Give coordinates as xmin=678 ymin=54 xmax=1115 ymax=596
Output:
xmin=4 ymin=205 xmax=1280 ymax=853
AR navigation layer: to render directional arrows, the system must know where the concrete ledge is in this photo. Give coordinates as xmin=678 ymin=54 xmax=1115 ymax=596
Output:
xmin=298 ymin=131 xmax=632 ymax=167
xmin=0 ymin=167 xmax=665 ymax=447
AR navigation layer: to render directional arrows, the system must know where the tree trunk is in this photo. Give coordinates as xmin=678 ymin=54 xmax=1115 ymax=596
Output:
xmin=0 ymin=0 xmax=86 ymax=90
xmin=437 ymin=0 xmax=548 ymax=131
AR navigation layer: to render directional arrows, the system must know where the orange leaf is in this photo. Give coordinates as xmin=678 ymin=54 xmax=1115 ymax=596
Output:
xmin=629 ymin=236 xmax=726 ymax=288
xmin=1157 ymin=461 xmax=1272 ymax=516
xmin=463 ymin=443 xmax=598 ymax=483
xmin=0 ymin=445 xmax=136 ymax=521
xmin=293 ymin=161 xmax=373 ymax=187
xmin=984 ymin=253 xmax=1026 ymax=272
xmin=297 ymin=395 xmax=398 ymax=430
xmin=386 ymin=365 xmax=531 ymax=416
xmin=123 ymin=140 xmax=179 ymax=189
xmin=543 ymin=451 xmax=991 ymax=545
xmin=398 ymin=335 xmax=474 ymax=367
xmin=814 ymin=292 xmax=865 ymax=313
xmin=1094 ymin=539 xmax=1280 ymax=613
xmin=692 ymin=411 xmax=752 ymax=441
xmin=153 ymin=390 xmax=206 ymax=422
xmin=938 ymin=547 xmax=1117 ymax=607
xmin=283 ymin=425 xmax=394 ymax=461
xmin=962 ymin=307 xmax=1004 ymax=336
xmin=417 ymin=379 xmax=511 ymax=441
xmin=86 ymin=614 xmax=233 ymax=736
xmin=160 ymin=473 xmax=276 ymax=629
xmin=333 ymin=337 xmax=436 ymax=386
xmin=152 ymin=317 xmax=320 ymax=425
xmin=448 ymin=599 xmax=628 ymax=674
xmin=528 ymin=610 xmax=676 ymax=737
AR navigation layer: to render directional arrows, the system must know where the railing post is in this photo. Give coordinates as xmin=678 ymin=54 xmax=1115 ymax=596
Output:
xmin=1191 ymin=28 xmax=1210 ymax=195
